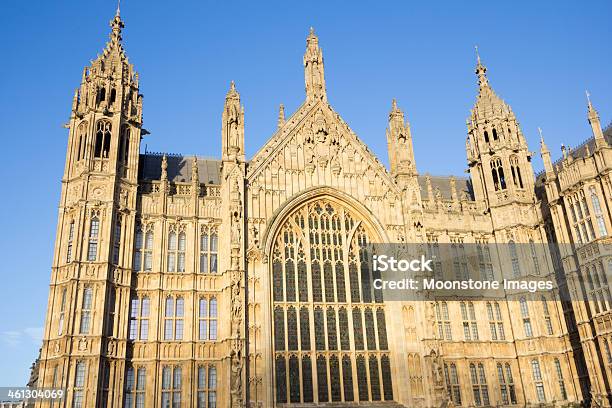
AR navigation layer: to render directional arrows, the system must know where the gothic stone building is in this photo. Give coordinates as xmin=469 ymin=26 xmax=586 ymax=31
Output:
xmin=35 ymin=9 xmax=612 ymax=408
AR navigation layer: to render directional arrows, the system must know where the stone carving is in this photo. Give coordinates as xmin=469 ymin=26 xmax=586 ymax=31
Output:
xmin=428 ymin=349 xmax=444 ymax=386
xmin=230 ymin=347 xmax=244 ymax=407
xmin=78 ymin=337 xmax=88 ymax=352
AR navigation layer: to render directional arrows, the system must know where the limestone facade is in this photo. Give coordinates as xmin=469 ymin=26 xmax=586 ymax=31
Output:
xmin=33 ymin=9 xmax=612 ymax=408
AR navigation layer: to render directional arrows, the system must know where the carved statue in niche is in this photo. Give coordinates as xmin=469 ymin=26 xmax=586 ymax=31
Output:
xmin=228 ymin=104 xmax=241 ymax=151
xmin=231 ymin=277 xmax=243 ymax=335
xmin=230 ymin=348 xmax=244 ymax=407
xmin=428 ymin=349 xmax=444 ymax=386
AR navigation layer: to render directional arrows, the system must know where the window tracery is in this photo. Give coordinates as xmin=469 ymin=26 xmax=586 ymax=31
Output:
xmin=272 ymin=198 xmax=392 ymax=403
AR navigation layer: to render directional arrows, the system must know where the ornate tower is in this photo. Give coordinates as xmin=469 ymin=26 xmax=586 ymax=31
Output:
xmin=465 ymin=53 xmax=535 ymax=208
xmin=304 ymin=27 xmax=326 ymax=101
xmin=222 ymin=81 xmax=245 ymax=162
xmin=37 ymin=8 xmax=143 ymax=407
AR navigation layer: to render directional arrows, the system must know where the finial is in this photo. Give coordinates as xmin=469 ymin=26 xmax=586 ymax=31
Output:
xmin=116 ymin=0 xmax=121 ymax=17
xmin=392 ymin=98 xmax=398 ymax=111
xmin=230 ymin=80 xmax=235 ymax=91
xmin=474 ymin=46 xmax=488 ymax=89
xmin=538 ymin=127 xmax=544 ymax=142
xmin=192 ymin=156 xmax=199 ymax=183
xmin=586 ymin=90 xmax=596 ymax=113
xmin=161 ymin=154 xmax=168 ymax=181
xmin=310 ymin=27 xmax=315 ymax=35
xmin=278 ymin=104 xmax=285 ymax=129
xmin=561 ymin=144 xmax=567 ymax=159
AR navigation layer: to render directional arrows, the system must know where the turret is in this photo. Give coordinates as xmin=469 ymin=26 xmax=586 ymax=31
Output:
xmin=586 ymin=91 xmax=607 ymax=149
xmin=465 ymin=49 xmax=535 ymax=207
xmin=539 ymin=128 xmax=555 ymax=179
xmin=386 ymin=99 xmax=417 ymax=181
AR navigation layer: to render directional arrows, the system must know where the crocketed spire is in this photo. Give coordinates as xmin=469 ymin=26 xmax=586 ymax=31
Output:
xmin=304 ymin=27 xmax=326 ymax=101
xmin=471 ymin=50 xmax=511 ymax=121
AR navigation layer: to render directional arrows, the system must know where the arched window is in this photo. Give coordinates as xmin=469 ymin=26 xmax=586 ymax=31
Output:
xmin=554 ymin=358 xmax=567 ymax=400
xmin=161 ymin=366 xmax=181 ymax=407
xmin=73 ymin=361 xmax=87 ymax=408
xmin=76 ymin=122 xmax=87 ymax=161
xmin=271 ymin=198 xmax=392 ymax=403
xmin=509 ymin=240 xmax=520 ymax=277
xmin=94 ymin=120 xmax=112 ymax=158
xmin=198 ymin=297 xmax=218 ymax=341
xmin=113 ymin=218 xmax=122 ymax=265
xmin=200 ymin=228 xmax=218 ymax=273
xmin=164 ymin=297 xmax=184 ymax=340
xmin=520 ymin=297 xmax=533 ymax=337
xmin=167 ymin=229 xmax=186 ymax=272
xmin=119 ymin=126 xmax=130 ymax=166
xmin=80 ymin=287 xmax=93 ymax=334
xmin=529 ymin=239 xmax=540 ymax=275
xmin=490 ymin=157 xmax=506 ymax=191
xmin=435 ymin=301 xmax=452 ymax=340
xmin=87 ymin=216 xmax=99 ymax=261
xmin=129 ymin=296 xmax=149 ymax=341
xmin=133 ymin=224 xmax=153 ymax=272
xmin=604 ymin=338 xmax=612 ymax=363
xmin=487 ymin=302 xmax=505 ymax=340
xmin=509 ymin=156 xmax=524 ymax=188
xmin=109 ymin=88 xmax=116 ymax=105
xmin=58 ymin=288 xmax=67 ymax=336
xmin=444 ymin=362 xmax=461 ymax=405
xmin=275 ymin=356 xmax=287 ymax=403
xmin=484 ymin=130 xmax=489 ymax=143
xmin=542 ymin=295 xmax=553 ymax=335
xmin=124 ymin=366 xmax=146 ymax=408
xmin=497 ymin=363 xmax=517 ymax=404
xmin=97 ymin=87 xmax=106 ymax=105
xmin=470 ymin=363 xmax=489 ymax=406
xmin=492 ymin=127 xmax=498 ymax=140
xmin=590 ymin=187 xmax=608 ymax=237
xmin=66 ymin=221 xmax=75 ymax=263
xmin=531 ymin=360 xmax=545 ymax=401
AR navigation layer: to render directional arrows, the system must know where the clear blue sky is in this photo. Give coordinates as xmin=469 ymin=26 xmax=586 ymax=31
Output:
xmin=0 ymin=0 xmax=610 ymax=385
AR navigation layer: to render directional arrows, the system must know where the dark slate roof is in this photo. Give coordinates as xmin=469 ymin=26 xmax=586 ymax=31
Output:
xmin=554 ymin=126 xmax=612 ymax=166
xmin=537 ymin=122 xmax=612 ymax=180
xmin=417 ymin=174 xmax=474 ymax=201
xmin=139 ymin=154 xmax=222 ymax=184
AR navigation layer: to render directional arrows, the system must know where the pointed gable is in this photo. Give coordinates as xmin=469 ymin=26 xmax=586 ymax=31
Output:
xmin=247 ymin=99 xmax=396 ymax=192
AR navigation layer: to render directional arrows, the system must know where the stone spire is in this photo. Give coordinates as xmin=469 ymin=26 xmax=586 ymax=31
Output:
xmin=278 ymin=104 xmax=285 ymax=129
xmin=101 ymin=4 xmax=128 ymax=63
xmin=304 ymin=27 xmax=326 ymax=101
xmin=539 ymin=127 xmax=555 ymax=176
xmin=586 ymin=91 xmax=607 ymax=149
xmin=386 ymin=99 xmax=417 ymax=180
xmin=471 ymin=50 xmax=510 ymax=121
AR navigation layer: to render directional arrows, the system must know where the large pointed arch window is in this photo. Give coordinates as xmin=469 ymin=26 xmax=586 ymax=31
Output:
xmin=490 ymin=157 xmax=506 ymax=191
xmin=272 ymin=198 xmax=392 ymax=404
xmin=94 ymin=120 xmax=112 ymax=159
